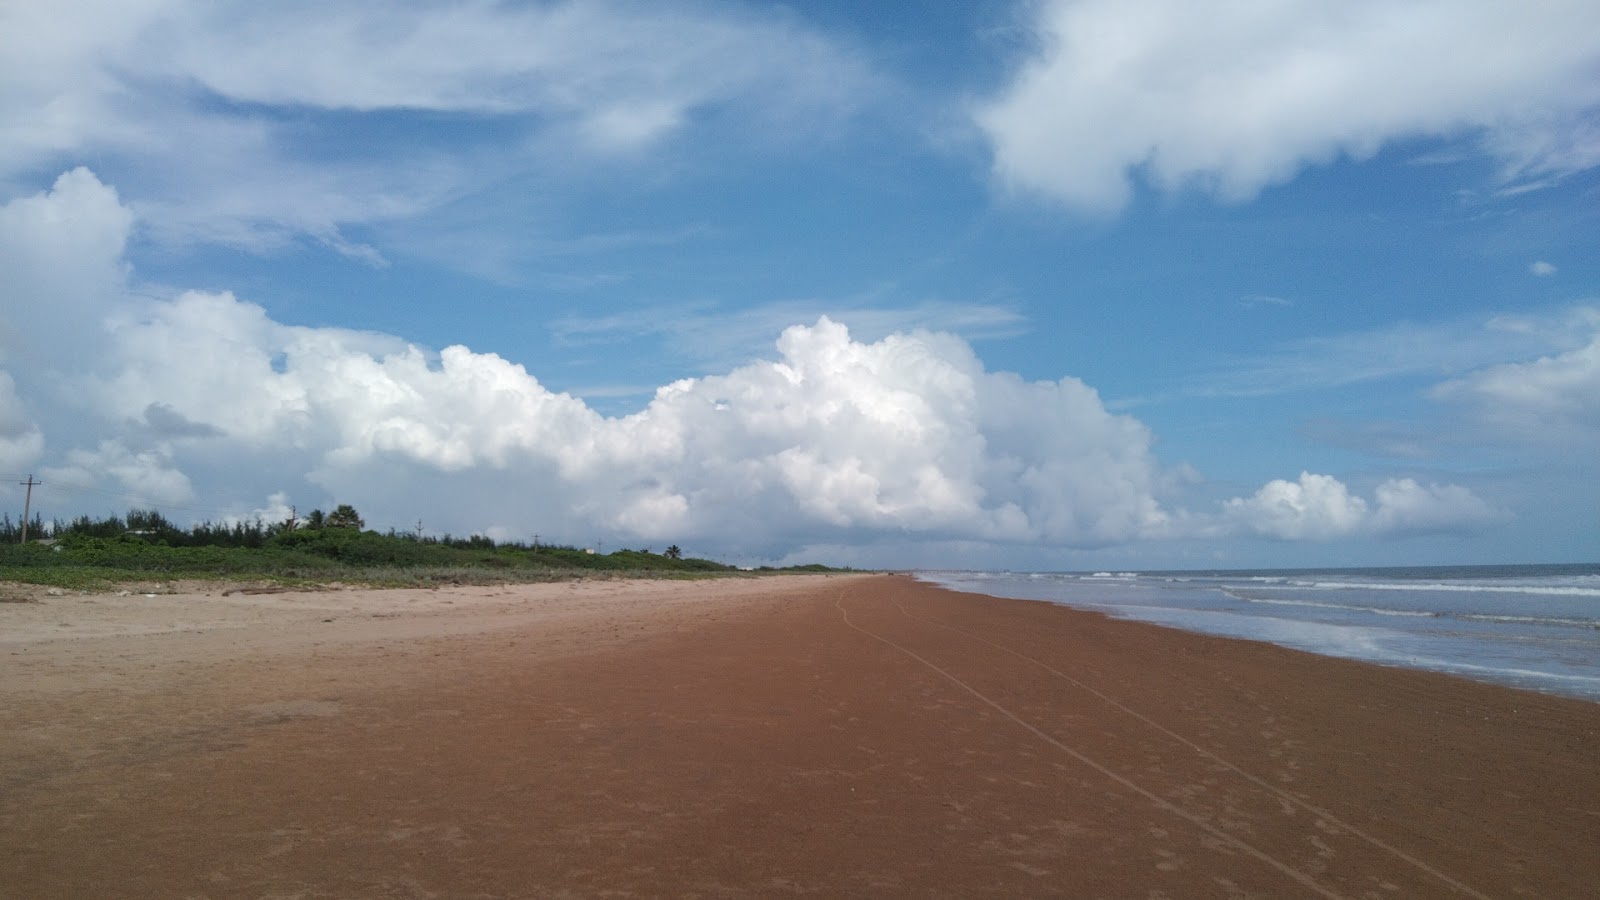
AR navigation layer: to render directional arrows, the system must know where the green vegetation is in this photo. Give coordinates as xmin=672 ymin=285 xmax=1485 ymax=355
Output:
xmin=0 ymin=507 xmax=853 ymax=590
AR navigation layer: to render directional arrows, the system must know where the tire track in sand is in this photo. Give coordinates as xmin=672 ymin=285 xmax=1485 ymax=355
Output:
xmin=833 ymin=587 xmax=1348 ymax=900
xmin=888 ymin=595 xmax=1493 ymax=900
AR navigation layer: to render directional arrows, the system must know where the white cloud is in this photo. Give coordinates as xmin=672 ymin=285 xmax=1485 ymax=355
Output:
xmin=151 ymin=2 xmax=867 ymax=131
xmin=0 ymin=166 xmax=1515 ymax=555
xmin=0 ymin=168 xmax=131 ymax=365
xmin=0 ymin=168 xmax=1171 ymax=550
xmin=0 ymin=371 xmax=44 ymax=472
xmin=1225 ymin=472 xmax=1369 ymax=540
xmin=976 ymin=0 xmax=1600 ymax=210
xmin=88 ymin=303 xmax=1173 ymax=547
xmin=1225 ymin=471 xmax=1498 ymax=540
xmin=1530 ymin=260 xmax=1558 ymax=276
xmin=43 ymin=440 xmax=194 ymax=507
xmin=1369 ymin=478 xmax=1500 ymax=534
xmin=551 ymin=298 xmax=1029 ymax=376
xmin=1191 ymin=306 xmax=1600 ymax=398
xmin=241 ymin=491 xmax=295 ymax=528
xmin=1240 ymin=294 xmax=1293 ymax=308
xmin=97 ymin=283 xmax=1516 ymax=549
xmin=1432 ymin=335 xmax=1600 ymax=438
xmin=0 ymin=0 xmax=877 ymax=253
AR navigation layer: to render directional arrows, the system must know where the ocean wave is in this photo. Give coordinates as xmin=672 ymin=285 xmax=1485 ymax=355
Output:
xmin=916 ymin=568 xmax=1600 ymax=701
xmin=1268 ymin=579 xmax=1600 ymax=598
xmin=1229 ymin=592 xmax=1598 ymax=629
xmin=1456 ymin=613 xmax=1600 ymax=628
xmin=1414 ymin=659 xmax=1600 ymax=688
xmin=1233 ymin=594 xmax=1438 ymax=617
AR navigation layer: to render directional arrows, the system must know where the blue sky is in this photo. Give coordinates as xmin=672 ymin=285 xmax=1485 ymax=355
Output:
xmin=1 ymin=0 xmax=1597 ymax=569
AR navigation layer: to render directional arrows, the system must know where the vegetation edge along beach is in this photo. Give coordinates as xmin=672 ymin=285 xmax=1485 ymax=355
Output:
xmin=0 ymin=507 xmax=855 ymax=595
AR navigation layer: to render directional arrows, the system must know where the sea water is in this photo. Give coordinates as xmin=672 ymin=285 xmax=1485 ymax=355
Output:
xmin=919 ymin=564 xmax=1600 ymax=702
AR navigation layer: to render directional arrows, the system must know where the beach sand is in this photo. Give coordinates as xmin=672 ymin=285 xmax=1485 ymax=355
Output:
xmin=2 ymin=573 xmax=1596 ymax=897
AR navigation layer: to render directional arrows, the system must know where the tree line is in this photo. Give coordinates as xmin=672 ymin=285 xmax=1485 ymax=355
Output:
xmin=3 ymin=505 xmax=365 ymax=549
xmin=3 ymin=506 xmax=685 ymax=562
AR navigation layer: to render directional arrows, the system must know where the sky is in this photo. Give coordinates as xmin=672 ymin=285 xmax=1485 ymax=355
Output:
xmin=1 ymin=0 xmax=1597 ymax=571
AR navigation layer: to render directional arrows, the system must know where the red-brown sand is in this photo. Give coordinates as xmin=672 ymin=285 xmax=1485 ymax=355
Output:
xmin=2 ymin=574 xmax=1596 ymax=898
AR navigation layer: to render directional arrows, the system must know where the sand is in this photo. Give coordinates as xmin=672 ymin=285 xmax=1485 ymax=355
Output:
xmin=2 ymin=573 xmax=1596 ymax=898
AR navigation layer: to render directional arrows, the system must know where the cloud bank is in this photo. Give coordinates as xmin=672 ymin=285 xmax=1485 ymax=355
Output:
xmin=0 ymin=168 xmax=1504 ymax=559
xmin=977 ymin=0 xmax=1600 ymax=210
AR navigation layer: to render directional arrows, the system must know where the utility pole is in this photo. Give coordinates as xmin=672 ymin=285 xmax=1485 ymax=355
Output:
xmin=18 ymin=474 xmax=39 ymax=544
xmin=416 ymin=519 xmax=424 ymax=540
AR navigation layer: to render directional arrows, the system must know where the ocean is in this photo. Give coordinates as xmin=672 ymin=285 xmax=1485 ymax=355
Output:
xmin=919 ymin=564 xmax=1600 ymax=702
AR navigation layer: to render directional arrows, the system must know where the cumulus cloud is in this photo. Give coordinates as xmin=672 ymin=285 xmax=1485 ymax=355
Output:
xmin=976 ymin=0 xmax=1600 ymax=210
xmin=1224 ymin=472 xmax=1369 ymax=540
xmin=1530 ymin=260 xmax=1558 ymax=276
xmin=1225 ymin=472 xmax=1499 ymax=540
xmin=0 ymin=169 xmax=1171 ymax=548
xmin=94 ymin=298 xmax=1171 ymax=547
xmin=0 ymin=167 xmax=131 ymax=365
xmin=3 ymin=165 xmax=1507 ymax=555
xmin=243 ymin=492 xmax=296 ymax=529
xmin=1368 ymin=478 xmax=1500 ymax=534
xmin=0 ymin=167 xmax=1183 ymax=551
xmin=0 ymin=371 xmax=44 ymax=472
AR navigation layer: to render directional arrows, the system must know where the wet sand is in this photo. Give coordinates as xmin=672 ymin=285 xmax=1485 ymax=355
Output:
xmin=2 ymin=574 xmax=1596 ymax=897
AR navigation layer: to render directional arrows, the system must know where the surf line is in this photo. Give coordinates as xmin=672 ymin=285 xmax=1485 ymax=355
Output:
xmin=891 ymin=597 xmax=1493 ymax=900
xmin=832 ymin=587 xmax=1348 ymax=900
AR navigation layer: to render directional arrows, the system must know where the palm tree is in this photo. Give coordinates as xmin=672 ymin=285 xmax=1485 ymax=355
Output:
xmin=664 ymin=545 xmax=682 ymax=560
xmin=327 ymin=504 xmax=364 ymax=529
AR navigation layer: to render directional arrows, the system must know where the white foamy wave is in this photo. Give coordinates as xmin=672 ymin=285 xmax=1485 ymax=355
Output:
xmin=1414 ymin=659 xmax=1600 ymax=689
xmin=1272 ymin=580 xmax=1600 ymax=598
xmin=1457 ymin=613 xmax=1600 ymax=629
xmin=1231 ymin=592 xmax=1597 ymax=629
xmin=913 ymin=565 xmax=1600 ymax=701
xmin=1235 ymin=594 xmax=1438 ymax=618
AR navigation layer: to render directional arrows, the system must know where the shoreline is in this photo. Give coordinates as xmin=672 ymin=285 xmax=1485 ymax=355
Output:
xmin=4 ymin=574 xmax=1596 ymax=896
xmin=921 ymin=566 xmax=1600 ymax=703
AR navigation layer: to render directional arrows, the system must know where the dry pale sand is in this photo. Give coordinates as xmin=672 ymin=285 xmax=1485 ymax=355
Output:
xmin=2 ymin=573 xmax=1596 ymax=898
